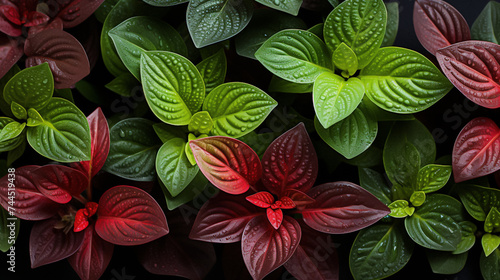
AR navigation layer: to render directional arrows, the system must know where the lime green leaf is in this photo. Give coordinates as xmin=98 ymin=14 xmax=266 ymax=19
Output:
xmin=381 ymin=2 xmax=399 ymax=47
xmin=186 ymin=0 xmax=253 ymax=48
xmin=410 ymin=191 xmax=426 ymax=207
xmin=485 ymin=207 xmax=500 ymax=233
xmin=359 ymin=47 xmax=453 ymax=113
xmin=453 ymin=221 xmax=477 ymax=254
xmin=10 ymin=101 xmax=26 ymax=120
xmin=153 ymin=123 xmax=187 ymax=143
xmin=362 ymin=96 xmax=415 ymax=122
xmin=0 ymin=65 xmax=20 ymax=117
xmin=458 ymin=184 xmax=500 ymax=221
xmin=0 ymin=118 xmax=25 ymax=152
xmin=27 ymin=108 xmax=44 ymax=127
xmin=324 ymin=0 xmax=387 ymax=68
xmin=416 ymin=164 xmax=452 ymax=194
xmin=109 ymin=16 xmax=187 ymax=79
xmin=156 ymin=137 xmax=199 ymax=196
xmin=255 ymin=0 xmax=302 ymax=16
xmin=389 ymin=200 xmax=413 ymax=218
xmin=27 ymin=98 xmax=91 ymax=162
xmin=471 ymin=1 xmax=500 ymax=43
xmin=483 ymin=234 xmax=500 ymax=257
xmin=162 ymin=171 xmax=210 ymax=210
xmin=104 ymin=118 xmax=161 ymax=181
xmin=255 ymin=29 xmax=333 ymax=84
xmin=358 ymin=167 xmax=391 ymax=205
xmin=203 ymin=82 xmax=277 ymax=138
xmin=4 ymin=63 xmax=53 ymax=111
xmin=140 ymin=51 xmax=205 ymax=126
xmin=332 ymin=43 xmax=358 ymax=77
xmin=0 ymin=121 xmax=25 ymax=142
xmin=481 ymin=248 xmax=500 ymax=280
xmin=188 ymin=111 xmax=213 ymax=135
xmin=313 ymin=73 xmax=364 ymax=128
xmin=426 ymin=250 xmax=467 ymax=275
xmin=105 ymin=72 xmax=140 ymax=97
xmin=196 ymin=49 xmax=227 ymax=94
xmin=0 ymin=206 xmax=19 ymax=252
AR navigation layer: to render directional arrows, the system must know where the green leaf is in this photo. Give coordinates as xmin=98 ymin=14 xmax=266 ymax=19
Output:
xmin=109 ymin=16 xmax=187 ymax=79
xmin=27 ymin=98 xmax=91 ymax=162
xmin=425 ymin=250 xmax=467 ymax=275
xmin=485 ymin=207 xmax=500 ymax=233
xmin=332 ymin=43 xmax=358 ymax=77
xmin=350 ymin=223 xmax=414 ymax=280
xmin=94 ymin=0 xmax=119 ymax=23
xmin=0 ymin=118 xmax=25 ymax=152
xmin=186 ymin=0 xmax=254 ymax=48
xmin=416 ymin=164 xmax=452 ymax=194
xmin=11 ymin=101 xmax=26 ymax=120
xmin=143 ymin=0 xmax=188 ymax=6
xmin=75 ymin=80 xmax=107 ymax=105
xmin=313 ymin=73 xmax=364 ymax=128
xmin=481 ymin=248 xmax=500 ymax=280
xmin=0 ymin=121 xmax=25 ymax=142
xmin=235 ymin=10 xmax=306 ymax=59
xmin=308 ymin=23 xmax=324 ymax=39
xmin=458 ymin=184 xmax=500 ymax=221
xmin=156 ymin=137 xmax=199 ymax=197
xmin=359 ymin=47 xmax=453 ymax=113
xmin=453 ymin=221 xmax=477 ymax=255
xmin=188 ymin=111 xmax=213 ymax=135
xmin=0 ymin=64 xmax=20 ymax=117
xmin=162 ymin=171 xmax=209 ymax=210
xmin=140 ymin=51 xmax=205 ymax=126
xmin=3 ymin=63 xmax=53 ymax=111
xmin=196 ymin=49 xmax=227 ymax=94
xmin=471 ymin=1 xmax=500 ymax=43
xmin=104 ymin=118 xmax=161 ymax=181
xmin=255 ymin=0 xmax=302 ymax=16
xmin=344 ymin=145 xmax=382 ymax=167
xmin=362 ymin=96 xmax=415 ymax=122
xmin=358 ymin=167 xmax=391 ymax=205
xmin=239 ymin=131 xmax=275 ymax=158
xmin=384 ymin=137 xmax=420 ymax=189
xmin=391 ymin=183 xmax=414 ymax=202
xmin=153 ymin=123 xmax=187 ymax=143
xmin=381 ymin=2 xmax=399 ymax=47
xmin=483 ymin=234 xmax=500 ymax=257
xmin=255 ymin=29 xmax=333 ymax=84
xmin=203 ymin=82 xmax=277 ymax=138
xmin=389 ymin=200 xmax=413 ymax=218
xmin=409 ymin=191 xmax=425 ymax=207
xmin=324 ymin=0 xmax=387 ymax=68
xmin=27 ymin=108 xmax=44 ymax=127
xmin=405 ymin=194 xmax=463 ymax=251
xmin=105 ymin=72 xmax=140 ymax=97
xmin=268 ymin=75 xmax=313 ymax=94
xmin=54 ymin=88 xmax=74 ymax=103
xmin=314 ymin=102 xmax=377 ymax=159
xmin=0 ymin=206 xmax=19 ymax=252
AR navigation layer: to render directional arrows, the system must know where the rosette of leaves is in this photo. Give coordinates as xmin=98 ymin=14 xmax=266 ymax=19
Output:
xmin=188 ymin=123 xmax=390 ymax=280
xmin=0 ymin=63 xmax=91 ymax=163
xmin=255 ymin=0 xmax=453 ymax=159
xmin=349 ymin=120 xmax=473 ymax=279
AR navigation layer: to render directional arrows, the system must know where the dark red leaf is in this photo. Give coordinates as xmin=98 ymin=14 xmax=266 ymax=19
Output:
xmin=0 ymin=165 xmax=61 ymax=220
xmin=242 ymin=215 xmax=301 ymax=280
xmin=275 ymin=197 xmax=296 ymax=210
xmin=284 ymin=189 xmax=315 ymax=208
xmin=0 ymin=33 xmax=23 ymax=78
xmin=0 ymin=3 xmax=20 ymax=36
xmin=190 ymin=192 xmax=263 ymax=243
xmin=71 ymin=108 xmax=110 ymax=179
xmin=54 ymin=0 xmax=105 ymax=28
xmin=246 ymin=191 xmax=275 ymax=208
xmin=74 ymin=202 xmax=98 ymax=232
xmin=266 ymin=208 xmax=283 ymax=230
xmin=436 ymin=41 xmax=500 ymax=108
xmin=31 ymin=165 xmax=88 ymax=204
xmin=95 ymin=185 xmax=169 ymax=246
xmin=284 ymin=223 xmax=339 ymax=280
xmin=413 ymin=0 xmax=470 ymax=55
xmin=24 ymin=29 xmax=90 ymax=89
xmin=190 ymin=136 xmax=262 ymax=195
xmin=24 ymin=11 xmax=49 ymax=27
xmin=261 ymin=123 xmax=318 ymax=196
xmin=30 ymin=216 xmax=85 ymax=268
xmin=301 ymin=182 xmax=390 ymax=234
xmin=28 ymin=17 xmax=63 ymax=36
xmin=452 ymin=117 xmax=500 ymax=182
xmin=68 ymin=223 xmax=114 ymax=280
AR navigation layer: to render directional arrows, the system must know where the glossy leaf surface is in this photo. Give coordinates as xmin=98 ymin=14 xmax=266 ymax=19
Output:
xmin=196 ymin=49 xmax=227 ymax=94
xmin=31 ymin=165 xmax=88 ymax=204
xmin=458 ymin=184 xmax=500 ymax=221
xmin=416 ymin=164 xmax=451 ymax=193
xmin=381 ymin=2 xmax=399 ymax=47
xmin=481 ymin=248 xmax=500 ymax=280
xmin=0 ymin=34 xmax=23 ymax=79
xmin=471 ymin=1 xmax=500 ymax=43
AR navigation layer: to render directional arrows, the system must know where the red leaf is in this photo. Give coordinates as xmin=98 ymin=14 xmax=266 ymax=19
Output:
xmin=31 ymin=165 xmax=88 ymax=204
xmin=54 ymin=0 xmax=105 ymax=28
xmin=28 ymin=17 xmax=63 ymax=36
xmin=95 ymin=185 xmax=169 ymax=246
xmin=436 ymin=41 xmax=500 ymax=108
xmin=284 ymin=223 xmax=339 ymax=280
xmin=190 ymin=136 xmax=262 ymax=195
xmin=0 ymin=33 xmax=23 ymax=78
xmin=74 ymin=202 xmax=98 ymax=232
xmin=452 ymin=117 xmax=500 ymax=182
xmin=266 ymin=208 xmax=283 ymax=230
xmin=284 ymin=189 xmax=315 ymax=208
xmin=0 ymin=165 xmax=61 ymax=220
xmin=242 ymin=215 xmax=301 ymax=280
xmin=413 ymin=0 xmax=470 ymax=55
xmin=261 ymin=123 xmax=318 ymax=196
xmin=246 ymin=191 xmax=275 ymax=208
xmin=275 ymin=197 xmax=296 ymax=210
xmin=23 ymin=11 xmax=49 ymax=27
xmin=68 ymin=223 xmax=114 ymax=280
xmin=190 ymin=193 xmax=263 ymax=243
xmin=301 ymin=182 xmax=390 ymax=234
xmin=0 ymin=3 xmax=20 ymax=36
xmin=24 ymin=29 xmax=90 ymax=89
xmin=71 ymin=108 xmax=110 ymax=179
xmin=30 ymin=216 xmax=85 ymax=268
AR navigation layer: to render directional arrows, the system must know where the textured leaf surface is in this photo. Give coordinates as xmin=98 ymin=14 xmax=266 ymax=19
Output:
xmin=162 ymin=171 xmax=208 ymax=210
xmin=413 ymin=0 xmax=470 ymax=55
xmin=203 ymin=82 xmax=277 ymax=138
xmin=458 ymin=184 xmax=500 ymax=221
xmin=471 ymin=1 xmax=500 ymax=43
xmin=0 ymin=118 xmax=25 ymax=152
xmin=0 ymin=34 xmax=23 ymax=79
xmin=96 ymin=186 xmax=169 ymax=245
xmin=416 ymin=164 xmax=452 ymax=193
xmin=255 ymin=0 xmax=302 ymax=16
xmin=381 ymin=2 xmax=399 ymax=47
xmin=360 ymin=47 xmax=453 ymax=113
xmin=31 ymin=165 xmax=88 ymax=204
xmin=358 ymin=167 xmax=391 ymax=205
xmin=483 ymin=234 xmax=500 ymax=257
xmin=196 ymin=49 xmax=226 ymax=94
xmin=426 ymin=250 xmax=468 ymax=274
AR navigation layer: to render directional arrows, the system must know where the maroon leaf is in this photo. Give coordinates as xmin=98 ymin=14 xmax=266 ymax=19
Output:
xmin=68 ymin=223 xmax=114 ymax=280
xmin=241 ymin=215 xmax=301 ymax=280
xmin=261 ymin=123 xmax=318 ymax=196
xmin=0 ymin=33 xmax=23 ymax=79
xmin=71 ymin=108 xmax=110 ymax=179
xmin=95 ymin=185 xmax=169 ymax=246
xmin=31 ymin=165 xmax=88 ymax=204
xmin=28 ymin=17 xmax=64 ymax=36
xmin=266 ymin=208 xmax=283 ymax=230
xmin=190 ymin=193 xmax=263 ymax=243
xmin=0 ymin=165 xmax=61 ymax=220
xmin=190 ymin=136 xmax=262 ymax=195
xmin=246 ymin=191 xmax=275 ymax=208
xmin=413 ymin=0 xmax=470 ymax=55
xmin=54 ymin=0 xmax=105 ymax=28
xmin=30 ymin=216 xmax=85 ymax=268
xmin=284 ymin=223 xmax=339 ymax=280
xmin=436 ymin=41 xmax=500 ymax=108
xmin=452 ymin=117 xmax=500 ymax=182
xmin=24 ymin=29 xmax=90 ymax=89
xmin=0 ymin=2 xmax=21 ymax=37
xmin=284 ymin=189 xmax=315 ymax=208
xmin=301 ymin=182 xmax=390 ymax=234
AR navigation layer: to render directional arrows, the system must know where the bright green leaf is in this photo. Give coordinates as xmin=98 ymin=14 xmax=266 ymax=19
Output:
xmin=0 ymin=121 xmax=25 ymax=142
xmin=426 ymin=250 xmax=467 ymax=275
xmin=485 ymin=207 xmax=500 ymax=233
xmin=188 ymin=111 xmax=213 ymax=135
xmin=471 ymin=1 xmax=500 ymax=43
xmin=358 ymin=167 xmax=391 ymax=205
xmin=255 ymin=0 xmax=302 ymax=16
xmin=10 ymin=101 xmax=26 ymax=120
xmin=381 ymin=2 xmax=399 ymax=47
xmin=0 ymin=207 xmax=19 ymax=252
xmin=196 ymin=49 xmax=227 ymax=94
xmin=27 ymin=108 xmax=44 ymax=127
xmin=416 ymin=164 xmax=452 ymax=194
xmin=362 ymin=96 xmax=415 ymax=122
xmin=0 ymin=118 xmax=25 ymax=152
xmin=162 ymin=171 xmax=210 ymax=210
xmin=389 ymin=200 xmax=412 ymax=218
xmin=483 ymin=234 xmax=500 ymax=257
xmin=458 ymin=184 xmax=500 ymax=221
xmin=410 ymin=191 xmax=426 ymax=207
xmin=332 ymin=43 xmax=358 ymax=77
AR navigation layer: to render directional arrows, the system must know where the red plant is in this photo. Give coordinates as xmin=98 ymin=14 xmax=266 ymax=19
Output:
xmin=0 ymin=108 xmax=169 ymax=280
xmin=189 ymin=123 xmax=390 ymax=280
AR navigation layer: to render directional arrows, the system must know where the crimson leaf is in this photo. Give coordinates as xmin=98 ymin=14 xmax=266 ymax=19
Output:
xmin=246 ymin=191 xmax=274 ymax=208
xmin=31 ymin=165 xmax=88 ymax=204
xmin=0 ymin=34 xmax=23 ymax=79
xmin=95 ymin=185 xmax=169 ymax=245
xmin=301 ymin=182 xmax=390 ymax=234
